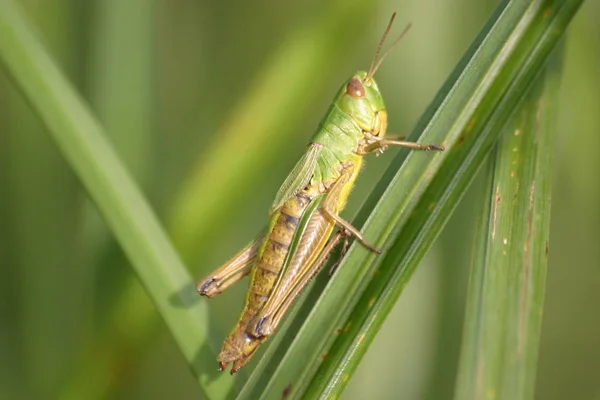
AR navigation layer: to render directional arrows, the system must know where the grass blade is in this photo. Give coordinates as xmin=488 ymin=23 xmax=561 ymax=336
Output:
xmin=0 ymin=1 xmax=232 ymax=398
xmin=61 ymin=1 xmax=160 ymax=398
xmin=454 ymin=48 xmax=562 ymax=400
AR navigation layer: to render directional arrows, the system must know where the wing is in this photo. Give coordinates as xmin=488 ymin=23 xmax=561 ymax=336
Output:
xmin=269 ymin=143 xmax=322 ymax=214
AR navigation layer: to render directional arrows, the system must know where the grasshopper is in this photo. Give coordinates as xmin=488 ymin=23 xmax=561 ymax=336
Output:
xmin=196 ymin=13 xmax=444 ymax=374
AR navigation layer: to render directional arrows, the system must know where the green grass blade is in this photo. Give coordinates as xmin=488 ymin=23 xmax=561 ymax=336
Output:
xmin=454 ymin=47 xmax=562 ymax=400
xmin=0 ymin=1 xmax=232 ymax=398
xmin=236 ymin=1 xmax=582 ymax=398
xmin=60 ymin=1 xmax=160 ymax=398
xmin=87 ymin=0 xmax=155 ymax=183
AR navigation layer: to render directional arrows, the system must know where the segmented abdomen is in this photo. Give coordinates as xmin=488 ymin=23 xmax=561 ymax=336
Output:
xmin=245 ymin=191 xmax=313 ymax=320
xmin=218 ymin=191 xmax=314 ymax=363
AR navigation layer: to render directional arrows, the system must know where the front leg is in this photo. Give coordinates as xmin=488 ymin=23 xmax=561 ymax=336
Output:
xmin=362 ymin=135 xmax=445 ymax=154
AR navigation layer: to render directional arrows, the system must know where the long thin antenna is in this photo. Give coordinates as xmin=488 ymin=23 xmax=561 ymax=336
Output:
xmin=366 ymin=12 xmax=412 ymax=80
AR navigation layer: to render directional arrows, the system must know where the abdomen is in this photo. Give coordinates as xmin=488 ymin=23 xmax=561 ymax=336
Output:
xmin=217 ymin=190 xmax=315 ymax=364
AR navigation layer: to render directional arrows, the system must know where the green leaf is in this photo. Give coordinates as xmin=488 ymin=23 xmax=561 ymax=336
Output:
xmin=238 ymin=1 xmax=582 ymax=399
xmin=0 ymin=1 xmax=232 ymax=398
xmin=454 ymin=45 xmax=562 ymax=400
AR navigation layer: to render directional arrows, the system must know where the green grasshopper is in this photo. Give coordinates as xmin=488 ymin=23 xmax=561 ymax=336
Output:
xmin=196 ymin=13 xmax=444 ymax=374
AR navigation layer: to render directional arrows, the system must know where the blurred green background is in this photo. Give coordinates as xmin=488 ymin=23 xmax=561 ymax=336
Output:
xmin=0 ymin=1 xmax=598 ymax=399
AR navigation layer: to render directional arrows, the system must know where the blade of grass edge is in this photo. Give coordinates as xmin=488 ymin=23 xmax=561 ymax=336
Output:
xmin=454 ymin=46 xmax=562 ymax=400
xmin=0 ymin=2 xmax=233 ymax=398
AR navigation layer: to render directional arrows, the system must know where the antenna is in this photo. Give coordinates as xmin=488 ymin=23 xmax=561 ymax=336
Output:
xmin=366 ymin=12 xmax=412 ymax=80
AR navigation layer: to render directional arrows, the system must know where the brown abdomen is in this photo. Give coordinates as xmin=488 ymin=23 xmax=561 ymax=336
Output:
xmin=217 ymin=191 xmax=314 ymax=365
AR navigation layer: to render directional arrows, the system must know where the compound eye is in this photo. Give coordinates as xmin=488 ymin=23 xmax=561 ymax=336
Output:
xmin=346 ymin=78 xmax=366 ymax=98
